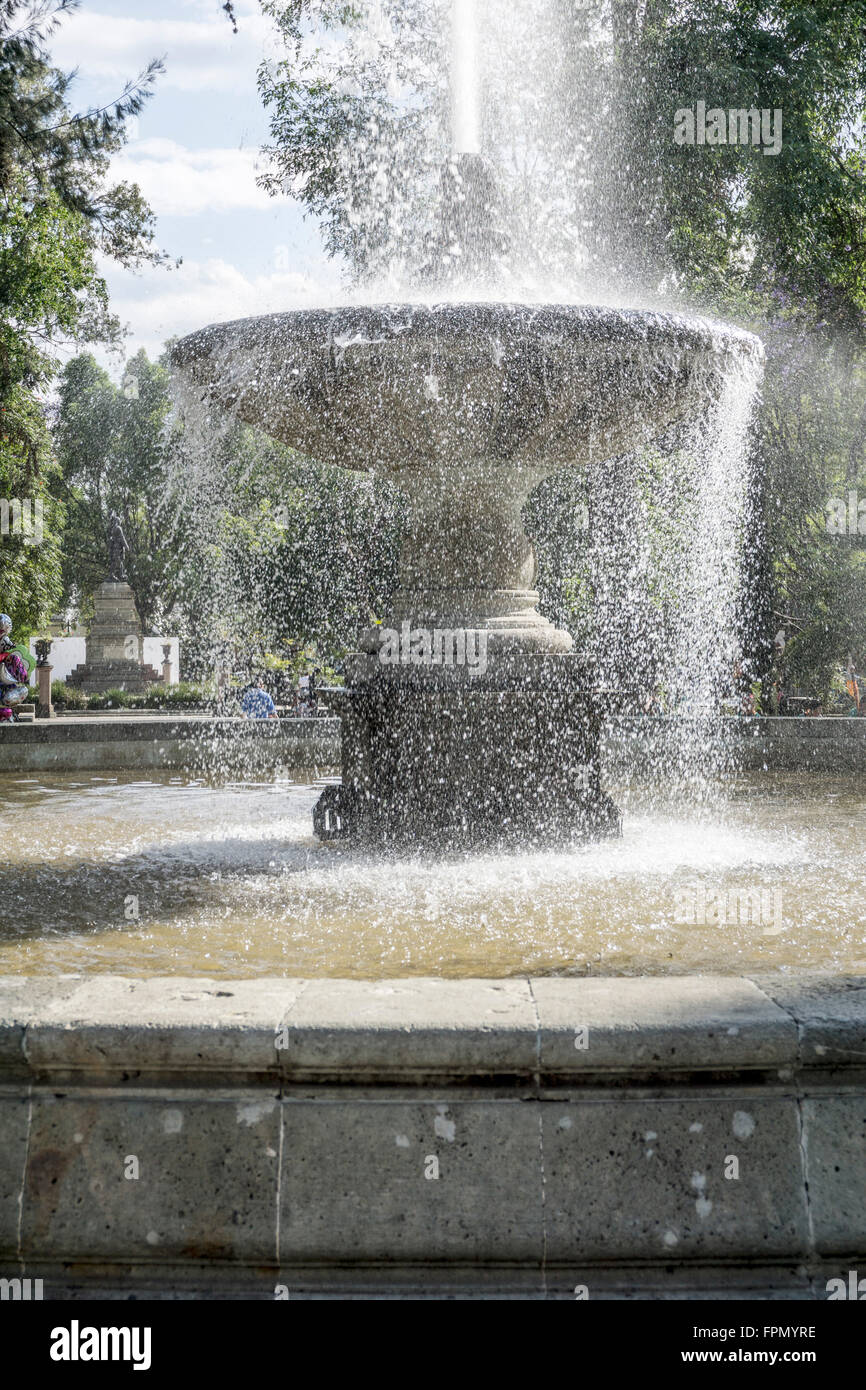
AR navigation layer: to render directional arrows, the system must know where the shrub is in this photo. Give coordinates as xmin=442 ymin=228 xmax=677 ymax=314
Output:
xmin=88 ymin=688 xmax=135 ymax=709
xmin=50 ymin=681 xmax=87 ymax=709
xmin=140 ymin=682 xmax=213 ymax=709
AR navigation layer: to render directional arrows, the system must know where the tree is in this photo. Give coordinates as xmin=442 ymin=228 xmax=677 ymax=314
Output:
xmin=611 ymin=0 xmax=866 ymax=331
xmin=751 ymin=310 xmax=866 ymax=700
xmin=0 ymin=0 xmax=164 ymax=635
xmin=166 ymin=413 xmax=402 ymax=677
xmin=53 ymin=349 xmax=187 ymax=633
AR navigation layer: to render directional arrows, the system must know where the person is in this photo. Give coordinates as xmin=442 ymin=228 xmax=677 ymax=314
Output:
xmin=240 ymin=680 xmax=277 ymax=720
xmin=297 ymin=671 xmax=311 ymax=716
xmin=731 ymin=659 xmax=755 ymax=716
xmin=845 ymin=654 xmax=861 ymax=714
xmin=0 ymin=615 xmax=33 ymax=723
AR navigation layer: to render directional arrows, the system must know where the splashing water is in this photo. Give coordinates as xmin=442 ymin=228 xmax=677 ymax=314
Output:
xmin=2 ymin=772 xmax=865 ymax=978
xmin=672 ymin=356 xmax=763 ymax=704
xmin=657 ymin=351 xmax=764 ymax=793
xmin=265 ymin=0 xmax=665 ymax=303
xmin=165 ymin=0 xmax=766 ymax=829
xmin=451 ymin=0 xmax=480 ymax=155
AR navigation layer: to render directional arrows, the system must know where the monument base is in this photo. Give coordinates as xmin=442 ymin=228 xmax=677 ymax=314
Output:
xmin=67 ymin=581 xmax=161 ymax=693
xmin=66 ymin=659 xmax=162 ymax=694
xmin=313 ymin=655 xmax=621 ymax=849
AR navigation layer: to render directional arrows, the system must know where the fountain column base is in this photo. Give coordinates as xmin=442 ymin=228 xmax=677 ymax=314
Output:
xmin=313 ymin=654 xmax=621 ymax=849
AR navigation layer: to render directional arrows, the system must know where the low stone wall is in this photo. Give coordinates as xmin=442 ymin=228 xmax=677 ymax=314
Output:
xmin=0 ymin=715 xmax=340 ymax=775
xmin=1 ymin=973 xmax=864 ymax=1298
xmin=2 ymin=714 xmax=864 ymax=776
xmin=602 ymin=715 xmax=866 ymax=775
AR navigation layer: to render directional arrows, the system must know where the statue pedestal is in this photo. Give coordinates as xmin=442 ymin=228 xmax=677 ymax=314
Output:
xmin=36 ymin=662 xmax=54 ymax=719
xmin=67 ymin=582 xmax=161 ymax=694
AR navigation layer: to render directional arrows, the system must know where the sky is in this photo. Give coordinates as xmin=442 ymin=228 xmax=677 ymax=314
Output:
xmin=48 ymin=0 xmax=342 ymax=375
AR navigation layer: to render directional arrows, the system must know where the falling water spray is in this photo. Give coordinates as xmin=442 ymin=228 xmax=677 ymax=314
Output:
xmin=451 ymin=0 xmax=480 ymax=155
xmin=170 ymin=0 xmax=765 ymax=844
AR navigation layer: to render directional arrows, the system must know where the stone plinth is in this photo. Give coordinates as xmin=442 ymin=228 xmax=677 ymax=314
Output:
xmin=314 ymin=653 xmax=621 ymax=847
xmin=67 ymin=581 xmax=161 ymax=693
xmin=35 ymin=661 xmax=53 ymax=719
xmin=1 ymin=972 xmax=864 ymax=1298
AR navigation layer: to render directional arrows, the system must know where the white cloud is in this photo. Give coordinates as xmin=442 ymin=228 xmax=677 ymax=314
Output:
xmin=104 ymin=256 xmax=343 ymax=360
xmin=50 ymin=4 xmax=279 ymax=94
xmin=46 ymin=3 xmax=340 ymax=374
xmin=112 ymin=138 xmax=281 ymax=215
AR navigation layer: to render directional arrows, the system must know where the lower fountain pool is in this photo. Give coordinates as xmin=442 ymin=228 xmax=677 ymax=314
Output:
xmin=0 ymin=769 xmax=863 ymax=979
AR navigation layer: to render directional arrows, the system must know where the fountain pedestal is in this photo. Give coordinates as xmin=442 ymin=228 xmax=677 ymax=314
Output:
xmin=315 ymin=457 xmax=619 ymax=846
xmin=314 ymin=653 xmax=620 ymax=848
xmin=358 ymin=460 xmax=571 ymax=661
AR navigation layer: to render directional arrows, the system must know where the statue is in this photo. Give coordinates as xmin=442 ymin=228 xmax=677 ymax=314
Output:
xmin=107 ymin=513 xmax=128 ymax=582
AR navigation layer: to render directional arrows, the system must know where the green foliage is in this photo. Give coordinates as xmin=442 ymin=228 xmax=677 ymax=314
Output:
xmin=0 ymin=2 xmax=163 ymax=634
xmin=91 ymin=687 xmax=134 ymax=708
xmin=53 ymin=349 xmax=185 ymax=632
xmin=139 ymin=681 xmax=214 ymax=708
xmin=170 ymin=416 xmax=402 ymax=678
xmin=0 ymin=190 xmax=85 ymax=631
xmin=0 ymin=2 xmax=162 ymax=265
xmin=52 ymin=681 xmax=216 ymax=711
xmin=53 ymin=342 xmax=402 ymax=679
xmin=85 ymin=682 xmax=215 ymax=710
xmin=754 ymin=320 xmax=866 ymax=696
xmin=258 ymin=0 xmax=449 ymax=281
xmin=626 ymin=0 xmax=866 ymax=332
xmin=50 ymin=679 xmax=86 ymax=708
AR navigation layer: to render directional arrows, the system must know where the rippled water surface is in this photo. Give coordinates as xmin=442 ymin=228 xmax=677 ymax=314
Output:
xmin=0 ymin=771 xmax=863 ymax=978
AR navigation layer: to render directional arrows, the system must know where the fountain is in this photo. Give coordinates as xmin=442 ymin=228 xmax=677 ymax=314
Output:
xmin=173 ymin=0 xmax=765 ymax=849
xmin=171 ymin=0 xmax=761 ymax=855
xmin=5 ymin=0 xmax=866 ymax=1309
xmin=173 ymin=316 xmax=761 ymax=851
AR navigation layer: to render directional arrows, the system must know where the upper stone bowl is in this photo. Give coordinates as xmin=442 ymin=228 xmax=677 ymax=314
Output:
xmin=171 ymin=302 xmax=763 ymax=474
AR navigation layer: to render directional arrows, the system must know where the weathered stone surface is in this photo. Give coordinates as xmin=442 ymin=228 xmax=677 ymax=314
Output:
xmin=66 ymin=580 xmax=162 ymax=694
xmin=531 ymin=975 xmax=797 ymax=1072
xmin=603 ymin=716 xmax=866 ymax=775
xmin=173 ymin=303 xmax=761 ymax=475
xmin=20 ymin=1260 xmax=828 ymax=1299
xmin=0 ymin=1095 xmax=29 ymax=1257
xmin=279 ymin=1098 xmax=542 ymax=1262
xmin=801 ymin=1097 xmax=866 ymax=1254
xmin=23 ymin=977 xmax=308 ymax=1075
xmin=284 ymin=977 xmax=537 ymax=1074
xmin=0 ymin=977 xmax=83 ymax=1067
xmin=0 ymin=716 xmax=340 ymax=774
xmin=21 ymin=1091 xmax=280 ymax=1264
xmin=749 ymin=974 xmax=866 ymax=1066
xmin=539 ymin=1265 xmax=816 ymax=1300
xmin=2 ymin=714 xmax=865 ymax=776
xmin=320 ymin=657 xmax=621 ymax=849
xmin=1 ymin=973 xmax=865 ymax=1293
xmin=543 ymin=1096 xmax=809 ymax=1261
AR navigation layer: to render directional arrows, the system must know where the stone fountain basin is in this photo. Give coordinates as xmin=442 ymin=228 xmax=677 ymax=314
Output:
xmin=2 ymin=971 xmax=864 ymax=1297
xmin=172 ymin=302 xmax=763 ymax=473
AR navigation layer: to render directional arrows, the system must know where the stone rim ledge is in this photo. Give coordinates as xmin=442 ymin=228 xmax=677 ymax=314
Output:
xmin=2 ymin=972 xmax=863 ymax=1079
